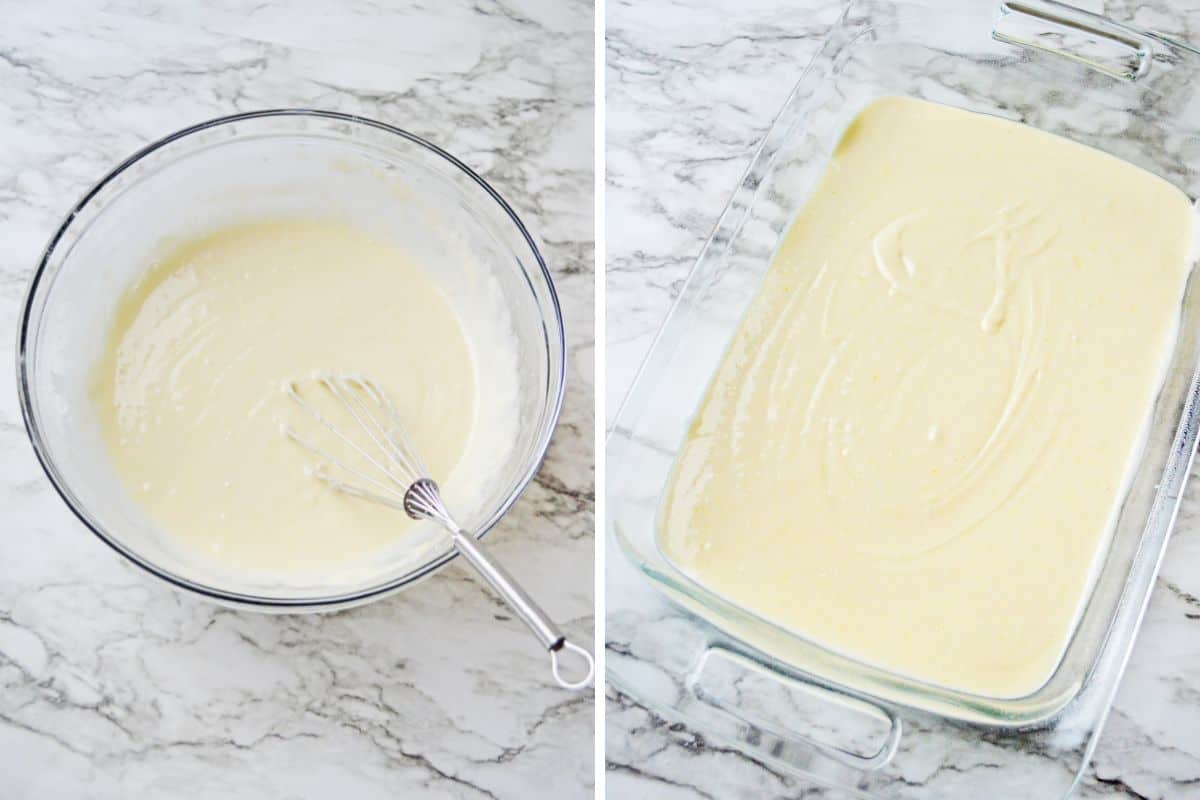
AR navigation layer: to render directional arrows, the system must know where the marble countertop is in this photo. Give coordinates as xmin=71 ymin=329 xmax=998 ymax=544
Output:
xmin=0 ymin=2 xmax=593 ymax=798
xmin=604 ymin=1 xmax=1200 ymax=798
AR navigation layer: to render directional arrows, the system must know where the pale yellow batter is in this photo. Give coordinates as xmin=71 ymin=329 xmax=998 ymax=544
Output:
xmin=660 ymin=97 xmax=1196 ymax=697
xmin=92 ymin=220 xmax=477 ymax=575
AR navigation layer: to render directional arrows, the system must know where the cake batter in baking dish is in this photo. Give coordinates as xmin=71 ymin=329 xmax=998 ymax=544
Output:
xmin=660 ymin=96 xmax=1197 ymax=697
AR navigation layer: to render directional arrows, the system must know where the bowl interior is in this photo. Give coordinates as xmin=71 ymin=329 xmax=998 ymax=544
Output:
xmin=20 ymin=112 xmax=564 ymax=607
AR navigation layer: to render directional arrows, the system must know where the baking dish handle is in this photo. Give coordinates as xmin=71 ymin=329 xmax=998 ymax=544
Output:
xmin=994 ymin=0 xmax=1153 ymax=81
xmin=679 ymin=646 xmax=902 ymax=773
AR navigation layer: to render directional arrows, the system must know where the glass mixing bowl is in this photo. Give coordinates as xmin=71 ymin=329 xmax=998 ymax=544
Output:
xmin=17 ymin=109 xmax=565 ymax=611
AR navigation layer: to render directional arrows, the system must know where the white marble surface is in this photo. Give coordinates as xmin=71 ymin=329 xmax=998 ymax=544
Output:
xmin=0 ymin=2 xmax=593 ymax=798
xmin=605 ymin=1 xmax=1200 ymax=798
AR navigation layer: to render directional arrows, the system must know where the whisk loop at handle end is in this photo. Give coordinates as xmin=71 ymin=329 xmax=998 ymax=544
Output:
xmin=447 ymin=522 xmax=594 ymax=691
xmin=411 ymin=480 xmax=593 ymax=690
xmin=284 ymin=374 xmax=594 ymax=691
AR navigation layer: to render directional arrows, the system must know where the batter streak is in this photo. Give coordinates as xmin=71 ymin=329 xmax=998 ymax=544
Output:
xmin=92 ymin=219 xmax=478 ymax=575
xmin=660 ymin=97 xmax=1196 ymax=697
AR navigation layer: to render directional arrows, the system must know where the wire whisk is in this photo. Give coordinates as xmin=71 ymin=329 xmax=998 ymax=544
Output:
xmin=283 ymin=373 xmax=593 ymax=691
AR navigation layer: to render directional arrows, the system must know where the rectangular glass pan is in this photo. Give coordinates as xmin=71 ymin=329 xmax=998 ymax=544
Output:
xmin=606 ymin=0 xmax=1200 ymax=796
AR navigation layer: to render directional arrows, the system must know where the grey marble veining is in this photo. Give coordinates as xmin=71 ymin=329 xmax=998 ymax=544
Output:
xmin=0 ymin=2 xmax=594 ymax=798
xmin=605 ymin=1 xmax=1200 ymax=798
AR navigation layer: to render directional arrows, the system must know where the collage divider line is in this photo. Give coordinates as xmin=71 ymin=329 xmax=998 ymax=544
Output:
xmin=593 ymin=0 xmax=608 ymax=793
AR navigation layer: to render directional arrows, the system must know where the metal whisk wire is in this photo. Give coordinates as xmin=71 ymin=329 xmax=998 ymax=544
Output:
xmin=282 ymin=373 xmax=593 ymax=690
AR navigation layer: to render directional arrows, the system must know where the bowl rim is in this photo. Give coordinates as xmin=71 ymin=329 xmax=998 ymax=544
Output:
xmin=15 ymin=108 xmax=567 ymax=610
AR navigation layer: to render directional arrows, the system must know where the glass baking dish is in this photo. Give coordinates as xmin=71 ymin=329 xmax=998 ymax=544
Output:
xmin=606 ymin=0 xmax=1200 ymax=796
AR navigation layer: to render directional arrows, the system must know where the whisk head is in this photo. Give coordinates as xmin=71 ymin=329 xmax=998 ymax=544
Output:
xmin=281 ymin=374 xmax=457 ymax=529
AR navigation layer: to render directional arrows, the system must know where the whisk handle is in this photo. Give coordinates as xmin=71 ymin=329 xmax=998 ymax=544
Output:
xmin=453 ymin=529 xmax=561 ymax=646
xmin=452 ymin=530 xmax=594 ymax=691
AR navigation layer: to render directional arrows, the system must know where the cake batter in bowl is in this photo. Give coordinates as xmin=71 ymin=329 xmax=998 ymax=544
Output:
xmin=17 ymin=110 xmax=565 ymax=611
